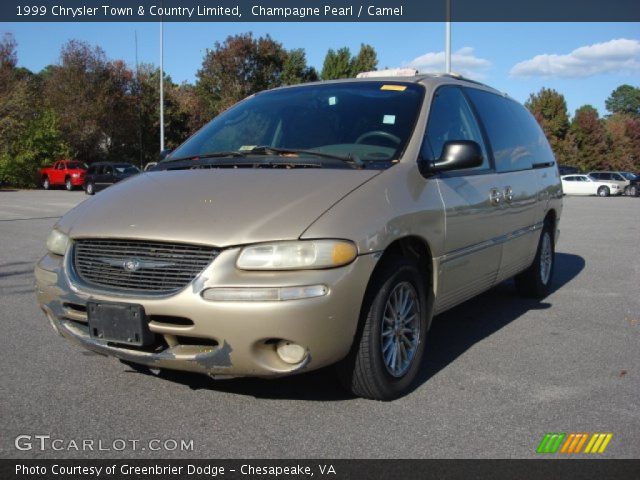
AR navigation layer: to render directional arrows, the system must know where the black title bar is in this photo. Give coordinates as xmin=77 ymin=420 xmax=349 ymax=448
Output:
xmin=1 ymin=0 xmax=639 ymax=22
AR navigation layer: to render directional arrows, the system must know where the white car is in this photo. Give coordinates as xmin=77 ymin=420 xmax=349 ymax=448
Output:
xmin=561 ymin=174 xmax=621 ymax=197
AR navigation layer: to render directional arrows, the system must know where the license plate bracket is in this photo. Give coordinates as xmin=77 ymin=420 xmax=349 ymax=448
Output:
xmin=87 ymin=301 xmax=154 ymax=346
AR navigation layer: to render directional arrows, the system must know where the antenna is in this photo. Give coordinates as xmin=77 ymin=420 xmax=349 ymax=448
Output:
xmin=135 ymin=30 xmax=143 ymax=169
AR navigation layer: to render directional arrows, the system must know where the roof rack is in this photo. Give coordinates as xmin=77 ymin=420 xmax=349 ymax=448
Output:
xmin=356 ymin=68 xmax=419 ymax=78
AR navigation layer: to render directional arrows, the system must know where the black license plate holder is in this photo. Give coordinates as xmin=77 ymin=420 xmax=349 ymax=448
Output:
xmin=87 ymin=301 xmax=154 ymax=346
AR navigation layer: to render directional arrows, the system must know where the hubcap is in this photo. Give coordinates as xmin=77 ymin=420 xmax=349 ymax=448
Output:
xmin=380 ymin=282 xmax=420 ymax=378
xmin=540 ymin=232 xmax=553 ymax=285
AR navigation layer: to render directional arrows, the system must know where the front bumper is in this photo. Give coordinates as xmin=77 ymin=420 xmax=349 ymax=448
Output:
xmin=35 ymin=248 xmax=377 ymax=378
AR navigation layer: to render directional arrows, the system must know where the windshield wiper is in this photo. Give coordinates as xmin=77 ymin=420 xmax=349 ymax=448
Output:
xmin=161 ymin=151 xmax=247 ymax=163
xmin=247 ymin=146 xmax=364 ymax=169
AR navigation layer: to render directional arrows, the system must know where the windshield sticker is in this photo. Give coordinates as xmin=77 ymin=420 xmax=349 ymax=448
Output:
xmin=238 ymin=145 xmax=257 ymax=151
xmin=381 ymin=84 xmax=407 ymax=91
xmin=383 ymin=115 xmax=396 ymax=125
xmin=328 ymin=96 xmax=337 ymax=105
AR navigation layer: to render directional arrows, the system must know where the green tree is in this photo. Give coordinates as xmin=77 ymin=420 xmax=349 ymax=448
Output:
xmin=525 ymin=87 xmax=571 ymax=164
xmin=43 ymin=40 xmax=137 ymax=163
xmin=321 ymin=47 xmax=352 ymax=80
xmin=196 ymin=32 xmax=287 ymax=117
xmin=605 ymin=84 xmax=640 ymax=117
xmin=350 ymin=44 xmax=378 ymax=76
xmin=282 ymin=48 xmax=318 ymax=85
xmin=569 ymin=105 xmax=609 ymax=171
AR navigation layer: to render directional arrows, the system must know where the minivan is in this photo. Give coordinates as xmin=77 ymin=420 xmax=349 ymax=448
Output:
xmin=35 ymin=73 xmax=562 ymax=400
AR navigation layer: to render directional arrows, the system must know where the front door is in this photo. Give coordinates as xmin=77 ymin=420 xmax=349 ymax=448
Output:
xmin=422 ymin=86 xmax=505 ymax=314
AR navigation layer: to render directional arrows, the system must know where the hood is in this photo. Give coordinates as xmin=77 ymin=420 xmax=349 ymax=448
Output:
xmin=57 ymin=168 xmax=379 ymax=247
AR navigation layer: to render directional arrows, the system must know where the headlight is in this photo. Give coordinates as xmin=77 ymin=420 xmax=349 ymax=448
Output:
xmin=46 ymin=229 xmax=70 ymax=256
xmin=71 ymin=173 xmax=79 ymax=178
xmin=236 ymin=240 xmax=357 ymax=270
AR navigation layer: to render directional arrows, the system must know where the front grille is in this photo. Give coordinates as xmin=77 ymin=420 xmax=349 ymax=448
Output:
xmin=73 ymin=239 xmax=219 ymax=294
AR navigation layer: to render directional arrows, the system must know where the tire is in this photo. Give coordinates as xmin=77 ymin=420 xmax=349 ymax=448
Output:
xmin=515 ymin=221 xmax=555 ymax=298
xmin=337 ymin=256 xmax=430 ymax=400
xmin=630 ymin=185 xmax=638 ymax=197
xmin=42 ymin=177 xmax=50 ymax=190
xmin=597 ymin=186 xmax=610 ymax=197
xmin=85 ymin=182 xmax=95 ymax=195
xmin=65 ymin=177 xmax=73 ymax=191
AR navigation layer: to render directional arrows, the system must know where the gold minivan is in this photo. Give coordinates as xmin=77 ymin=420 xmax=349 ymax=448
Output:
xmin=35 ymin=74 xmax=562 ymax=400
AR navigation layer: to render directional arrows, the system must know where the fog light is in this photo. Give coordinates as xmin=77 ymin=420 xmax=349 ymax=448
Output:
xmin=201 ymin=285 xmax=328 ymax=302
xmin=276 ymin=340 xmax=306 ymax=364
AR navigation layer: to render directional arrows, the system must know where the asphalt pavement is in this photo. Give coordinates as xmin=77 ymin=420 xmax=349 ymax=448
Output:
xmin=1 ymin=189 xmax=638 ymax=458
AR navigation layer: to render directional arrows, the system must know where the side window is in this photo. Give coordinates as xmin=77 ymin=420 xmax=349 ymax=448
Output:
xmin=104 ymin=166 xmax=113 ymax=176
xmin=423 ymin=86 xmax=489 ymax=170
xmin=613 ymin=173 xmax=624 ymax=181
xmin=465 ymin=88 xmax=554 ymax=172
xmin=564 ymin=176 xmax=575 ymax=181
xmin=87 ymin=166 xmax=96 ymax=175
xmin=56 ymin=163 xmax=65 ymax=170
xmin=600 ymin=173 xmax=612 ymax=180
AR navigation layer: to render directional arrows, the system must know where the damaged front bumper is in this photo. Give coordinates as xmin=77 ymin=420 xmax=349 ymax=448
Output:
xmin=35 ymin=247 xmax=377 ymax=378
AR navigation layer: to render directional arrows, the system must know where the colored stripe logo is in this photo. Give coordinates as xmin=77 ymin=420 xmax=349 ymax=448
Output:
xmin=537 ymin=433 xmax=613 ymax=454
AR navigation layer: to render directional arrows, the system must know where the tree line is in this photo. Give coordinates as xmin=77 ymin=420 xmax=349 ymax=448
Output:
xmin=1 ymin=31 xmax=638 ymax=187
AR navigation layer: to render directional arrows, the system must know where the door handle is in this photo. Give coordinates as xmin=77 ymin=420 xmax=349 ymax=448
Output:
xmin=504 ymin=186 xmax=514 ymax=203
xmin=489 ymin=188 xmax=503 ymax=206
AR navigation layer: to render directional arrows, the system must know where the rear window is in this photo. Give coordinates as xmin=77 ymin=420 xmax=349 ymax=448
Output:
xmin=464 ymin=88 xmax=555 ymax=172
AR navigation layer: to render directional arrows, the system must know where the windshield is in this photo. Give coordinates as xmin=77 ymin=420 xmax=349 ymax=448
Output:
xmin=114 ymin=165 xmax=140 ymax=174
xmin=169 ymin=82 xmax=424 ymax=167
xmin=621 ymin=172 xmax=637 ymax=180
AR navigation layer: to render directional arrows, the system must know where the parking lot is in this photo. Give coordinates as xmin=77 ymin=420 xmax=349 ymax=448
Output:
xmin=1 ymin=189 xmax=639 ymax=458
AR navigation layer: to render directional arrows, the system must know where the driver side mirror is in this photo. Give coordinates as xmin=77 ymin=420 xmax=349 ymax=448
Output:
xmin=418 ymin=140 xmax=483 ymax=177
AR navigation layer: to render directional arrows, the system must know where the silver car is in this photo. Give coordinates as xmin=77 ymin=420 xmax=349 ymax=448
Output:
xmin=35 ymin=73 xmax=562 ymax=400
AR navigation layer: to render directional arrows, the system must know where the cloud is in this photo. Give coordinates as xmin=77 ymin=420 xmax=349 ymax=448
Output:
xmin=406 ymin=47 xmax=491 ymax=79
xmin=510 ymin=38 xmax=640 ymax=78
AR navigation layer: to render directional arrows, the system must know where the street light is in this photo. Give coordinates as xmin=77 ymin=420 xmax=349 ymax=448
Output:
xmin=445 ymin=0 xmax=451 ymax=73
xmin=159 ymin=20 xmax=165 ymax=152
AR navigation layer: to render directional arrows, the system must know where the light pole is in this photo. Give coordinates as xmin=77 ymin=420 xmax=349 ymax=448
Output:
xmin=445 ymin=0 xmax=451 ymax=73
xmin=159 ymin=20 xmax=165 ymax=152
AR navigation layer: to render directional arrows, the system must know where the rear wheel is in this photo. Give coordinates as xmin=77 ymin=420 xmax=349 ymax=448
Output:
xmin=337 ymin=257 xmax=430 ymax=400
xmin=65 ymin=177 xmax=73 ymax=191
xmin=42 ymin=177 xmax=50 ymax=190
xmin=85 ymin=182 xmax=95 ymax=195
xmin=515 ymin=221 xmax=555 ymax=298
xmin=629 ymin=185 xmax=638 ymax=197
xmin=597 ymin=186 xmax=610 ymax=197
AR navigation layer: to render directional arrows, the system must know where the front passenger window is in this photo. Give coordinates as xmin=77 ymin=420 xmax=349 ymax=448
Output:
xmin=423 ymin=87 xmax=489 ymax=170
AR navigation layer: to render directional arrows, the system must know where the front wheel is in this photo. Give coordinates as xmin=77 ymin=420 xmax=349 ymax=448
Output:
xmin=515 ymin=222 xmax=555 ymax=298
xmin=65 ymin=178 xmax=73 ymax=191
xmin=42 ymin=177 xmax=50 ymax=190
xmin=85 ymin=182 xmax=95 ymax=195
xmin=337 ymin=257 xmax=430 ymax=400
xmin=629 ymin=185 xmax=638 ymax=197
xmin=597 ymin=186 xmax=610 ymax=197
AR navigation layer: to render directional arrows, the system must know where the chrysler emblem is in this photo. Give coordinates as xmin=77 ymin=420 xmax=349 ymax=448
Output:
xmin=123 ymin=259 xmax=141 ymax=272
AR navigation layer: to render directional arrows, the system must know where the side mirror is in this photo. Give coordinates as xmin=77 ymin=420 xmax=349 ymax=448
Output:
xmin=159 ymin=148 xmax=173 ymax=161
xmin=418 ymin=140 xmax=483 ymax=177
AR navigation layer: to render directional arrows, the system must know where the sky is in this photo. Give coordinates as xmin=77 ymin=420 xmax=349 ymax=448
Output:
xmin=1 ymin=21 xmax=639 ymax=115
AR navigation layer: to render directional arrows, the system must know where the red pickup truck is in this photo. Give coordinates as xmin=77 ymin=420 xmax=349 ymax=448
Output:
xmin=39 ymin=160 xmax=87 ymax=191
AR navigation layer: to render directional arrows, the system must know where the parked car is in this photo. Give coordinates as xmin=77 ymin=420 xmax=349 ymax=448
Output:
xmin=588 ymin=171 xmax=638 ymax=196
xmin=558 ymin=165 xmax=580 ymax=176
xmin=39 ymin=160 xmax=87 ymax=191
xmin=83 ymin=162 xmax=140 ymax=195
xmin=35 ymin=73 xmax=562 ymax=400
xmin=561 ymin=174 xmax=621 ymax=196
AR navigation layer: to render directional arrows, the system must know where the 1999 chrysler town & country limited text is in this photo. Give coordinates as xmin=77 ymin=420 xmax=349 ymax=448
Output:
xmin=35 ymin=73 xmax=562 ymax=400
